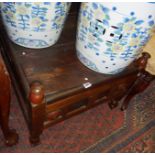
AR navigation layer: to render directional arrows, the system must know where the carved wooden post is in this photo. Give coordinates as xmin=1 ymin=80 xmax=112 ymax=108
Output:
xmin=121 ymin=52 xmax=155 ymax=110
xmin=135 ymin=52 xmax=151 ymax=71
xmin=29 ymin=81 xmax=46 ymax=145
xmin=0 ymin=59 xmax=18 ymax=146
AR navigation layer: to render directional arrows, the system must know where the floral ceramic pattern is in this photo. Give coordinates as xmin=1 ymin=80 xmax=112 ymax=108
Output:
xmin=1 ymin=2 xmax=71 ymax=48
xmin=77 ymin=50 xmax=99 ymax=72
xmin=105 ymin=13 xmax=155 ymax=61
xmin=52 ymin=2 xmax=70 ymax=30
xmin=76 ymin=3 xmax=155 ymax=74
xmin=15 ymin=37 xmax=48 ymax=48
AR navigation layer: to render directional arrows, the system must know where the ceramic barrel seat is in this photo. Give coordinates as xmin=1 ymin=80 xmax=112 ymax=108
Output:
xmin=76 ymin=2 xmax=155 ymax=74
xmin=1 ymin=2 xmax=71 ymax=49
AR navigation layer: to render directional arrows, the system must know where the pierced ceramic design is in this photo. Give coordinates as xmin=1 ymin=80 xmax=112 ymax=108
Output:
xmin=1 ymin=2 xmax=71 ymax=49
xmin=76 ymin=3 xmax=155 ymax=74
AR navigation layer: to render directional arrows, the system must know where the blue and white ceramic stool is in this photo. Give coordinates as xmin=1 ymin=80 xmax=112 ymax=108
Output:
xmin=76 ymin=3 xmax=155 ymax=74
xmin=1 ymin=2 xmax=71 ymax=49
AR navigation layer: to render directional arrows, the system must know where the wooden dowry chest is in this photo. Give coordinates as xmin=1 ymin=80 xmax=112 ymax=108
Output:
xmin=0 ymin=3 xmax=154 ymax=145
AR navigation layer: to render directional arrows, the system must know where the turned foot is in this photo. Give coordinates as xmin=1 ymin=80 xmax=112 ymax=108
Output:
xmin=5 ymin=129 xmax=18 ymax=146
xmin=108 ymin=100 xmax=118 ymax=109
xmin=29 ymin=135 xmax=40 ymax=146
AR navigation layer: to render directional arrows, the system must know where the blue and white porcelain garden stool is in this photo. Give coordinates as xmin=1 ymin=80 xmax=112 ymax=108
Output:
xmin=76 ymin=3 xmax=155 ymax=74
xmin=1 ymin=2 xmax=71 ymax=49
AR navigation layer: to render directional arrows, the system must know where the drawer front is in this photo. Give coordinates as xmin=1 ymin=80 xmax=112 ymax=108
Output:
xmin=63 ymin=99 xmax=89 ymax=116
xmin=46 ymin=73 xmax=137 ymax=123
xmin=47 ymin=98 xmax=89 ymax=121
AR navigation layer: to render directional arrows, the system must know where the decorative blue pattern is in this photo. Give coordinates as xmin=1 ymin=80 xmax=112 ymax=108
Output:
xmin=104 ymin=15 xmax=153 ymax=61
xmin=2 ymin=2 xmax=16 ymax=13
xmin=15 ymin=37 xmax=48 ymax=48
xmin=18 ymin=14 xmax=30 ymax=30
xmin=77 ymin=50 xmax=99 ymax=72
xmin=1 ymin=3 xmax=16 ymax=27
xmin=31 ymin=5 xmax=48 ymax=32
xmin=77 ymin=3 xmax=111 ymax=55
xmin=52 ymin=2 xmax=70 ymax=30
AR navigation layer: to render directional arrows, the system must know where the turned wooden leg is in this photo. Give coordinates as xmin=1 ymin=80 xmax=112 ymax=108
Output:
xmin=121 ymin=71 xmax=154 ymax=110
xmin=29 ymin=81 xmax=46 ymax=145
xmin=121 ymin=52 xmax=155 ymax=110
xmin=0 ymin=60 xmax=18 ymax=146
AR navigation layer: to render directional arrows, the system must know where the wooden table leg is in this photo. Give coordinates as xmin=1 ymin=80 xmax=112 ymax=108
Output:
xmin=0 ymin=60 xmax=18 ymax=146
xmin=121 ymin=52 xmax=155 ymax=110
xmin=29 ymin=82 xmax=45 ymax=146
xmin=121 ymin=71 xmax=155 ymax=110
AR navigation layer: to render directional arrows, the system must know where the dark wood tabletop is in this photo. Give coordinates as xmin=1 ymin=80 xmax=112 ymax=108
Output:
xmin=0 ymin=3 xmax=137 ymax=104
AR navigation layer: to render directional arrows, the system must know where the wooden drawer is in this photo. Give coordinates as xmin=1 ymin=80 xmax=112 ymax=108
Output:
xmin=45 ymin=72 xmax=137 ymax=127
xmin=46 ymin=98 xmax=89 ymax=122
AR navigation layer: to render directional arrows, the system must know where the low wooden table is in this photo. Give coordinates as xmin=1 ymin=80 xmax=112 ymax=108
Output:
xmin=0 ymin=4 xmax=154 ymax=145
xmin=0 ymin=54 xmax=18 ymax=146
